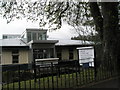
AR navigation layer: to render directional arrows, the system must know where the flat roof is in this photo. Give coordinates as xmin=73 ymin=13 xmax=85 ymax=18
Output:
xmin=28 ymin=40 xmax=59 ymax=44
xmin=0 ymin=38 xmax=28 ymax=47
xmin=26 ymin=28 xmax=47 ymax=32
xmin=55 ymin=39 xmax=93 ymax=46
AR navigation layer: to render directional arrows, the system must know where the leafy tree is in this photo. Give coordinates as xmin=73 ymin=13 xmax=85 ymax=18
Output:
xmin=0 ymin=0 xmax=119 ymax=70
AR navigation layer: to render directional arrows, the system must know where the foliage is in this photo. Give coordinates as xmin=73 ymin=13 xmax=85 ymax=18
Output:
xmin=0 ymin=0 xmax=47 ymax=26
xmin=0 ymin=0 xmax=94 ymax=31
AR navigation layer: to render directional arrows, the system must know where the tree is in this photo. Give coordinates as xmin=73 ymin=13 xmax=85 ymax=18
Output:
xmin=0 ymin=0 xmax=119 ymax=70
xmin=90 ymin=1 xmax=120 ymax=71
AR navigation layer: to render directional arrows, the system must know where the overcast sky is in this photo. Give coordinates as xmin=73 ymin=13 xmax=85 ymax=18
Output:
xmin=0 ymin=17 xmax=78 ymax=40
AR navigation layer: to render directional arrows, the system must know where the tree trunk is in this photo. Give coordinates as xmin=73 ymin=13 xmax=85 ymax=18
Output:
xmin=89 ymin=2 xmax=103 ymax=41
xmin=101 ymin=2 xmax=119 ymax=71
xmin=90 ymin=2 xmax=119 ymax=72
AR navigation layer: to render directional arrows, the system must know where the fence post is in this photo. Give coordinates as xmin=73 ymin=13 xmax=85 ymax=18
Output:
xmin=33 ymin=54 xmax=37 ymax=83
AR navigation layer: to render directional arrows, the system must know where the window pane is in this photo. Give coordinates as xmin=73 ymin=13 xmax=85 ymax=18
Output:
xmin=42 ymin=33 xmax=46 ymax=40
xmin=38 ymin=33 xmax=42 ymax=40
xmin=27 ymin=32 xmax=31 ymax=42
xmin=32 ymin=32 xmax=36 ymax=40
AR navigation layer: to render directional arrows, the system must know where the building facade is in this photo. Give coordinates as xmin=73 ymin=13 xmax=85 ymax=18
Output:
xmin=55 ymin=40 xmax=92 ymax=61
xmin=0 ymin=28 xmax=58 ymax=65
xmin=0 ymin=29 xmax=92 ymax=66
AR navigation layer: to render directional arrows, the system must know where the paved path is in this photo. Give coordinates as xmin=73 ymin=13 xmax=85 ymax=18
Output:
xmin=85 ymin=77 xmax=120 ymax=89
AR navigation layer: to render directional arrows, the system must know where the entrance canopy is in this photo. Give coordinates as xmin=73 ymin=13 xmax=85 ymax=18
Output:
xmin=28 ymin=40 xmax=58 ymax=62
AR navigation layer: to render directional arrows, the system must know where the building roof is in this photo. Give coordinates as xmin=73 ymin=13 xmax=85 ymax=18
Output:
xmin=55 ymin=39 xmax=93 ymax=46
xmin=28 ymin=40 xmax=59 ymax=44
xmin=0 ymin=38 xmax=27 ymax=47
xmin=0 ymin=38 xmax=93 ymax=47
xmin=26 ymin=28 xmax=47 ymax=32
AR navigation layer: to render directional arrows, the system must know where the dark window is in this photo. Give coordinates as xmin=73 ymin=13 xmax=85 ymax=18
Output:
xmin=3 ymin=35 xmax=7 ymax=39
xmin=69 ymin=49 xmax=73 ymax=60
xmin=34 ymin=49 xmax=49 ymax=59
xmin=57 ymin=49 xmax=62 ymax=60
xmin=12 ymin=55 xmax=19 ymax=63
xmin=12 ymin=50 xmax=19 ymax=63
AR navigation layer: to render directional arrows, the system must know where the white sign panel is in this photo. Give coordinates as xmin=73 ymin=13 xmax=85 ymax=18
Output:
xmin=77 ymin=46 xmax=94 ymax=60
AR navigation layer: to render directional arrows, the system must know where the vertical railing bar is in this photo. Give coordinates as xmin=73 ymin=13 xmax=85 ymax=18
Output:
xmin=71 ymin=65 xmax=74 ymax=87
xmin=84 ymin=68 xmax=87 ymax=84
xmin=109 ymin=60 xmax=112 ymax=77
xmin=34 ymin=67 xmax=37 ymax=90
xmin=87 ymin=63 xmax=90 ymax=83
xmin=12 ymin=71 xmax=15 ymax=90
xmin=60 ymin=66 xmax=62 ymax=88
xmin=24 ymin=70 xmax=26 ymax=90
xmin=42 ymin=67 xmax=45 ymax=90
xmin=64 ymin=65 xmax=67 ymax=88
xmin=47 ymin=66 xmax=49 ymax=89
xmin=51 ymin=62 xmax=54 ymax=90
xmin=100 ymin=62 xmax=103 ymax=80
xmin=68 ymin=65 xmax=70 ymax=88
xmin=89 ymin=63 xmax=92 ymax=82
xmin=38 ymin=66 xmax=41 ymax=90
xmin=29 ymin=69 xmax=31 ymax=90
xmin=108 ymin=59 xmax=110 ymax=78
xmin=102 ymin=61 xmax=105 ymax=80
xmin=78 ymin=65 xmax=81 ymax=86
xmin=75 ymin=62 xmax=78 ymax=86
xmin=86 ymin=67 xmax=89 ymax=84
xmin=7 ymin=71 xmax=9 ymax=90
xmin=82 ymin=66 xmax=85 ymax=85
xmin=56 ymin=65 xmax=59 ymax=89
xmin=18 ymin=65 xmax=21 ymax=90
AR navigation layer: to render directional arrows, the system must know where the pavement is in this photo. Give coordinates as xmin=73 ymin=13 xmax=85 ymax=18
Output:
xmin=84 ymin=77 xmax=120 ymax=89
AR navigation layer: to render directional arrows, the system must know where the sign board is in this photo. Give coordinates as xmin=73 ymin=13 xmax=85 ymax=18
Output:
xmin=77 ymin=46 xmax=94 ymax=60
xmin=77 ymin=46 xmax=94 ymax=67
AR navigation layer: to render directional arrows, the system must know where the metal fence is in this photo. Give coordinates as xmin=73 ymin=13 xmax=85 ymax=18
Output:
xmin=1 ymin=60 xmax=119 ymax=89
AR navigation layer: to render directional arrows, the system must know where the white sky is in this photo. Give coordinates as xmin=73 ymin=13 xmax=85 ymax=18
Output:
xmin=0 ymin=17 xmax=78 ymax=40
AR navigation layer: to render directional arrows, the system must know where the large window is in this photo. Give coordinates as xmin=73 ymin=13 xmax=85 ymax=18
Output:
xmin=12 ymin=50 xmax=19 ymax=63
xmin=69 ymin=49 xmax=74 ymax=60
xmin=27 ymin=31 xmax=47 ymax=42
xmin=34 ymin=49 xmax=54 ymax=59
